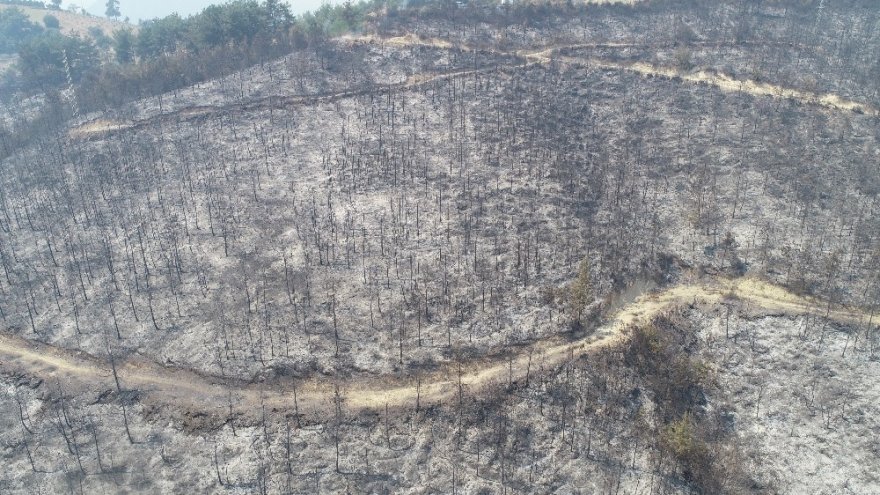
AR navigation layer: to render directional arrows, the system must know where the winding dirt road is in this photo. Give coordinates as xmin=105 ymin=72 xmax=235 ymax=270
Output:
xmin=68 ymin=33 xmax=876 ymax=140
xmin=0 ymin=277 xmax=871 ymax=420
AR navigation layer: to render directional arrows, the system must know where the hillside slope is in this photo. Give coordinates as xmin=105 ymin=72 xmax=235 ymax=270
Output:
xmin=0 ymin=0 xmax=877 ymax=493
xmin=0 ymin=4 xmax=129 ymax=36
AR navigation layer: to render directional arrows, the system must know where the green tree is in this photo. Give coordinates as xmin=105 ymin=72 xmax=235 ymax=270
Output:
xmin=192 ymin=5 xmax=229 ymax=47
xmin=135 ymin=14 xmax=187 ymax=58
xmin=106 ymin=0 xmax=122 ymax=19
xmin=569 ymin=258 xmax=593 ymax=325
xmin=340 ymin=1 xmax=358 ymax=29
xmin=0 ymin=8 xmax=44 ymax=54
xmin=89 ymin=26 xmax=111 ymax=50
xmin=112 ymin=28 xmax=134 ymax=63
xmin=223 ymin=1 xmax=267 ymax=43
xmin=43 ymin=14 xmax=60 ymax=30
xmin=263 ymin=0 xmax=293 ymax=31
xmin=662 ymin=414 xmax=702 ymax=459
xmin=18 ymin=32 xmax=99 ymax=88
xmin=191 ymin=1 xmax=292 ymax=51
xmin=673 ymin=46 xmax=693 ymax=70
xmin=51 ymin=0 xmax=62 ymax=8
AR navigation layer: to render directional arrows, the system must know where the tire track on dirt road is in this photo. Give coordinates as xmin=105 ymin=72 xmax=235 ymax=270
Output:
xmin=0 ymin=277 xmax=872 ymax=421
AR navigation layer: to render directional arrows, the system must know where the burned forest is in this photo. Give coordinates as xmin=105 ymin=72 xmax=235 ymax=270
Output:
xmin=0 ymin=0 xmax=878 ymax=493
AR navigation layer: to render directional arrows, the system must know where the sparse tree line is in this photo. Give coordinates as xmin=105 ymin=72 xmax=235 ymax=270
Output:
xmin=3 ymin=0 xmax=878 ymax=168
xmin=0 ymin=0 xmax=58 ymax=9
xmin=0 ymin=0 xmax=409 ymax=162
xmin=1 ymin=0 xmax=393 ymax=97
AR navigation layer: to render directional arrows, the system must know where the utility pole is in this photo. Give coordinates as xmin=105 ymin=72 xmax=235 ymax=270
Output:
xmin=815 ymin=0 xmax=825 ymax=29
xmin=62 ymin=49 xmax=80 ymax=118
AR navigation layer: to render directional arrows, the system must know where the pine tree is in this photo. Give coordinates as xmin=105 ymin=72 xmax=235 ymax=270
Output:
xmin=569 ymin=259 xmax=593 ymax=326
xmin=105 ymin=0 xmax=121 ymax=19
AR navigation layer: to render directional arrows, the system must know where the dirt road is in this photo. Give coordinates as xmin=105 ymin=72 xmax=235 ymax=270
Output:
xmin=0 ymin=277 xmax=871 ymax=420
xmin=68 ymin=34 xmax=876 ymax=140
